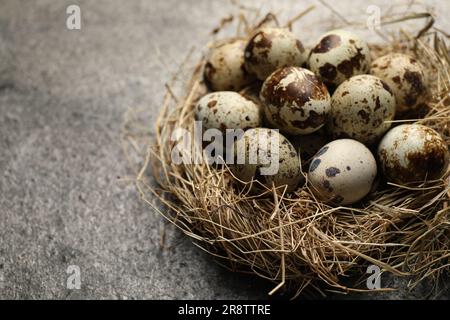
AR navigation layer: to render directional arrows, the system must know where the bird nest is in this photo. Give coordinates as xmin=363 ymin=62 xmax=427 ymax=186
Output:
xmin=125 ymin=7 xmax=450 ymax=298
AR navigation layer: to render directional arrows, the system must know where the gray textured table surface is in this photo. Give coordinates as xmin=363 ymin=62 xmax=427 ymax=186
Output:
xmin=0 ymin=0 xmax=449 ymax=299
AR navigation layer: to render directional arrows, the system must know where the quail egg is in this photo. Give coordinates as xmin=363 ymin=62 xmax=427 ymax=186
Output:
xmin=203 ymin=39 xmax=254 ymax=91
xmin=244 ymin=27 xmax=307 ymax=80
xmin=308 ymin=29 xmax=371 ymax=87
xmin=260 ymin=67 xmax=331 ymax=135
xmin=231 ymin=128 xmax=304 ymax=192
xmin=308 ymin=139 xmax=377 ymax=205
xmin=195 ymin=91 xmax=262 ymax=131
xmin=328 ymin=75 xmax=396 ymax=145
xmin=378 ymin=124 xmax=449 ymax=184
xmin=371 ymin=53 xmax=428 ymax=114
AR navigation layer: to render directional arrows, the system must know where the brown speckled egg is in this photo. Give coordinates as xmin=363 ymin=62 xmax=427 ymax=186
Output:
xmin=328 ymin=75 xmax=396 ymax=145
xmin=231 ymin=128 xmax=304 ymax=192
xmin=203 ymin=39 xmax=254 ymax=91
xmin=195 ymin=91 xmax=262 ymax=131
xmin=308 ymin=139 xmax=377 ymax=205
xmin=244 ymin=27 xmax=307 ymax=80
xmin=378 ymin=124 xmax=449 ymax=184
xmin=371 ymin=53 xmax=428 ymax=114
xmin=260 ymin=67 xmax=331 ymax=135
xmin=308 ymin=29 xmax=371 ymax=87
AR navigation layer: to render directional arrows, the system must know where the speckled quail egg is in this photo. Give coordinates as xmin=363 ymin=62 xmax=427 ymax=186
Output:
xmin=203 ymin=39 xmax=254 ymax=91
xmin=371 ymin=53 xmax=428 ymax=114
xmin=195 ymin=91 xmax=262 ymax=131
xmin=231 ymin=128 xmax=304 ymax=192
xmin=308 ymin=139 xmax=377 ymax=205
xmin=244 ymin=27 xmax=307 ymax=80
xmin=260 ymin=67 xmax=331 ymax=135
xmin=328 ymin=75 xmax=396 ymax=145
xmin=378 ymin=124 xmax=449 ymax=184
xmin=308 ymin=29 xmax=371 ymax=87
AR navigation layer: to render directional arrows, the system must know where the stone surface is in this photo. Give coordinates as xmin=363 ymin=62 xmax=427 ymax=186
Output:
xmin=0 ymin=0 xmax=449 ymax=299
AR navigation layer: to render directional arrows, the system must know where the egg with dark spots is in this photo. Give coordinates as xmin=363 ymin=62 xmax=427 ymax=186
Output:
xmin=378 ymin=124 xmax=449 ymax=184
xmin=371 ymin=53 xmax=428 ymax=114
xmin=244 ymin=27 xmax=308 ymax=80
xmin=308 ymin=30 xmax=371 ymax=87
xmin=231 ymin=128 xmax=304 ymax=192
xmin=260 ymin=67 xmax=331 ymax=135
xmin=308 ymin=139 xmax=377 ymax=205
xmin=328 ymin=75 xmax=396 ymax=145
xmin=195 ymin=92 xmax=262 ymax=131
xmin=203 ymin=39 xmax=254 ymax=92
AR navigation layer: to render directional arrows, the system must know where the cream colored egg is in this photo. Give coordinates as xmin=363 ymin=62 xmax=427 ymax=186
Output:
xmin=195 ymin=91 xmax=262 ymax=131
xmin=231 ymin=128 xmax=304 ymax=192
xmin=308 ymin=29 xmax=371 ymax=87
xmin=308 ymin=139 xmax=377 ymax=205
xmin=378 ymin=124 xmax=449 ymax=184
xmin=328 ymin=75 xmax=396 ymax=145
xmin=260 ymin=67 xmax=331 ymax=135
xmin=203 ymin=39 xmax=254 ymax=91
xmin=244 ymin=27 xmax=307 ymax=80
xmin=371 ymin=53 xmax=428 ymax=114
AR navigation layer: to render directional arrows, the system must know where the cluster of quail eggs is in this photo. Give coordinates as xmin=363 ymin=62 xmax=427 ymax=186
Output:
xmin=194 ymin=26 xmax=449 ymax=206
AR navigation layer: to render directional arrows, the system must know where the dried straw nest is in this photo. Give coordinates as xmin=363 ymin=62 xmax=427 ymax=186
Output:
xmin=127 ymin=7 xmax=450 ymax=298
